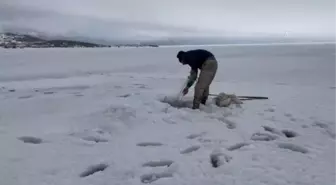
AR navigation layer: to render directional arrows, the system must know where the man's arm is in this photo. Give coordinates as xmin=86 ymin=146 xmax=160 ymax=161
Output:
xmin=185 ymin=67 xmax=198 ymax=89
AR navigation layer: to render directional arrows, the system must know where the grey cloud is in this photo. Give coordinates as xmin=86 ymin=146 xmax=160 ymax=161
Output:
xmin=0 ymin=3 xmax=228 ymax=43
xmin=0 ymin=0 xmax=334 ymax=42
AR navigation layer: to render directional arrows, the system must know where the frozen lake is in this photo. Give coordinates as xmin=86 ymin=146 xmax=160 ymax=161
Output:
xmin=0 ymin=43 xmax=335 ymax=185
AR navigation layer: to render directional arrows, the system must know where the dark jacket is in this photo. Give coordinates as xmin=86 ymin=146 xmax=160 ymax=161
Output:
xmin=180 ymin=49 xmax=214 ymax=71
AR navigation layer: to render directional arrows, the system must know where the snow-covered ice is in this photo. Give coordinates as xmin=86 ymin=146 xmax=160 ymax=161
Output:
xmin=0 ymin=43 xmax=335 ymax=185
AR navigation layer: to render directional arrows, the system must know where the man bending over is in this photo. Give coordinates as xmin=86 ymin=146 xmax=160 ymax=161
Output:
xmin=176 ymin=49 xmax=218 ymax=109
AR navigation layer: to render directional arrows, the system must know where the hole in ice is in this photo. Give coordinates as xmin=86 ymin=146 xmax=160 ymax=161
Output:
xmin=79 ymin=163 xmax=108 ymax=177
xmin=210 ymin=152 xmax=232 ymax=168
xmin=277 ymin=143 xmax=309 ymax=154
xmin=137 ymin=142 xmax=163 ymax=147
xmin=18 ymin=136 xmax=43 ymax=144
xmin=281 ymin=130 xmax=298 ymax=138
xmin=142 ymin=160 xmax=174 ymax=167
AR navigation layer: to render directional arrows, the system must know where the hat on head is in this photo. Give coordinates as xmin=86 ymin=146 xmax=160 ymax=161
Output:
xmin=177 ymin=50 xmax=185 ymax=60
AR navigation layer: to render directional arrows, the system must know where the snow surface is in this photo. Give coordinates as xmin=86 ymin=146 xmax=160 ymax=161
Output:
xmin=0 ymin=43 xmax=335 ymax=185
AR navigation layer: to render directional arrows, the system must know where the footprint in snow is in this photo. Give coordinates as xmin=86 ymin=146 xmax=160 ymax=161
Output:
xmin=81 ymin=136 xmax=109 ymax=143
xmin=162 ymin=117 xmax=176 ymax=124
xmin=18 ymin=95 xmax=33 ymax=99
xmin=284 ymin=113 xmax=297 ymax=122
xmin=264 ymin=107 xmax=275 ymax=112
xmin=277 ymin=143 xmax=309 ymax=154
xmin=18 ymin=136 xmax=43 ymax=144
xmin=312 ymin=120 xmax=335 ymax=139
xmin=197 ymin=138 xmax=226 ymax=145
xmin=262 ymin=126 xmax=284 ymax=136
xmin=227 ymin=142 xmax=250 ymax=151
xmin=215 ymin=117 xmax=236 ymax=129
xmin=140 ymin=172 xmax=173 ymax=184
xmin=133 ymin=83 xmax=148 ymax=89
xmin=142 ymin=160 xmax=174 ymax=167
xmin=312 ymin=120 xmax=329 ymax=129
xmin=186 ymin=132 xmax=206 ymax=139
xmin=251 ymin=132 xmax=278 ymax=141
xmin=137 ymin=142 xmax=163 ymax=147
xmin=43 ymin=91 xmax=55 ymax=95
xmin=262 ymin=126 xmax=298 ymax=138
xmin=180 ymin=145 xmax=201 ymax=154
xmin=140 ymin=161 xmax=176 ymax=184
xmin=117 ymin=94 xmax=131 ymax=98
xmin=210 ymin=150 xmax=232 ymax=168
xmin=80 ymin=163 xmax=108 ymax=177
xmin=70 ymin=129 xmax=110 ymax=144
xmin=284 ymin=113 xmax=295 ymax=119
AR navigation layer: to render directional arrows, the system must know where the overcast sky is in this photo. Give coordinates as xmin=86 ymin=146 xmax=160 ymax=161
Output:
xmin=0 ymin=0 xmax=334 ymax=41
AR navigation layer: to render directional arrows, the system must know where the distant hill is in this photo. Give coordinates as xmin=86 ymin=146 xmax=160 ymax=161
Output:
xmin=0 ymin=33 xmax=111 ymax=48
xmin=44 ymin=40 xmax=109 ymax=48
xmin=2 ymin=32 xmax=45 ymax=42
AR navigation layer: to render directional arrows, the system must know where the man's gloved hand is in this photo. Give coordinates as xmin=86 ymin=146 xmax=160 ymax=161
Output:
xmin=182 ymin=88 xmax=189 ymax=96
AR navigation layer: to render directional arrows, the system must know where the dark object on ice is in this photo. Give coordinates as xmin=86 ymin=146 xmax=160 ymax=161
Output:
xmin=209 ymin=93 xmax=268 ymax=100
xmin=238 ymin=96 xmax=269 ymax=100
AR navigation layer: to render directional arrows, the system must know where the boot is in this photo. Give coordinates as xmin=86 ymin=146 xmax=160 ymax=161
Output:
xmin=201 ymin=96 xmax=208 ymax=105
xmin=192 ymin=99 xmax=200 ymax=109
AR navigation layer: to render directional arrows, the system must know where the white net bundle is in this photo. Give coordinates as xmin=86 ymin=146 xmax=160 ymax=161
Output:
xmin=214 ymin=92 xmax=243 ymax=107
